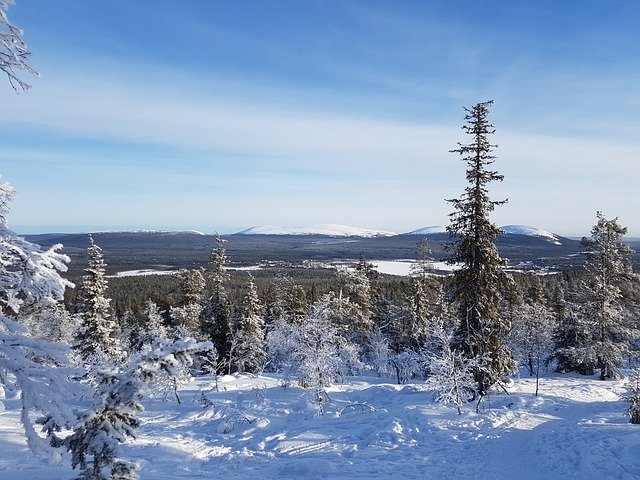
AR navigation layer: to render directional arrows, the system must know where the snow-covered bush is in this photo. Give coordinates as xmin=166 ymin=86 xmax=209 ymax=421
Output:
xmin=267 ymin=293 xmax=360 ymax=410
xmin=368 ymin=328 xmax=392 ymax=377
xmin=424 ymin=331 xmax=485 ymax=414
xmin=390 ymin=348 xmax=423 ymax=385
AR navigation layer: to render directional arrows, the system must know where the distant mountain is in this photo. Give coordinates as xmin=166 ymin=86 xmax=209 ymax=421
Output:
xmin=499 ymin=225 xmax=563 ymax=245
xmin=405 ymin=226 xmax=447 ymax=235
xmin=235 ymin=224 xmax=398 ymax=238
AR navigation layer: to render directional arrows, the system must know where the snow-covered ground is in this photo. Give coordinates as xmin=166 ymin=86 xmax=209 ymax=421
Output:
xmin=2 ymin=373 xmax=638 ymax=479
xmin=368 ymin=260 xmax=459 ymax=276
xmin=500 ymin=225 xmax=563 ymax=245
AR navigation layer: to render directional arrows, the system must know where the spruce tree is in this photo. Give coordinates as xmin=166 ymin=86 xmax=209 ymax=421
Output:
xmin=552 ymin=296 xmax=597 ymax=375
xmin=201 ymin=233 xmax=233 ymax=369
xmin=446 ymin=100 xmax=515 ymax=395
xmin=232 ymin=275 xmax=266 ymax=373
xmin=410 ymin=238 xmax=435 ymax=348
xmin=74 ymin=235 xmax=123 ymax=363
xmin=582 ymin=212 xmax=636 ymax=380
xmin=336 ymin=267 xmax=374 ymax=343
xmin=170 ymin=268 xmax=205 ymax=333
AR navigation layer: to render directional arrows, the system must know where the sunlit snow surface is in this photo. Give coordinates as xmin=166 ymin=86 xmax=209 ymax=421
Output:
xmin=2 ymin=373 xmax=638 ymax=480
xmin=500 ymin=225 xmax=563 ymax=245
xmin=405 ymin=226 xmax=447 ymax=235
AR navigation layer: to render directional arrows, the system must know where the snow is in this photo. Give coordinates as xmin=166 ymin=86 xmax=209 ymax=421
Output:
xmin=405 ymin=226 xmax=448 ymax=235
xmin=236 ymin=224 xmax=398 ymax=238
xmin=367 ymin=260 xmax=459 ymax=276
xmin=2 ymin=372 xmax=638 ymax=479
xmin=500 ymin=225 xmax=563 ymax=245
xmin=90 ymin=230 xmax=206 ymax=236
xmin=108 ymin=269 xmax=178 ymax=278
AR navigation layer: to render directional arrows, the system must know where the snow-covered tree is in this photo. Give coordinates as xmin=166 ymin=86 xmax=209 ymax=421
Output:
xmin=289 ymin=294 xmax=343 ymax=408
xmin=336 ymin=267 xmax=374 ymax=343
xmin=21 ymin=301 xmax=79 ymax=345
xmin=509 ymin=300 xmax=555 ymax=396
xmin=424 ymin=330 xmax=485 ymax=414
xmin=131 ymin=300 xmax=167 ymax=349
xmin=201 ymin=234 xmax=232 ymax=367
xmin=0 ymin=183 xmax=72 ymax=313
xmin=270 ymin=274 xmax=308 ymax=325
xmin=170 ymin=268 xmax=205 ymax=334
xmin=55 ymin=337 xmax=213 ymax=480
xmin=0 ymin=0 xmax=38 ymax=92
xmin=389 ymin=348 xmax=423 ymax=384
xmin=582 ymin=212 xmax=637 ymax=380
xmin=74 ymin=235 xmax=123 ymax=363
xmin=265 ymin=315 xmax=297 ymax=373
xmin=231 ymin=275 xmax=266 ymax=373
xmin=446 ymin=100 xmax=515 ymax=395
xmin=553 ymin=302 xmax=597 ymax=375
xmin=0 ymin=178 xmax=79 ymax=457
xmin=626 ymin=371 xmax=640 ymax=425
xmin=368 ymin=328 xmax=392 ymax=377
xmin=268 ymin=294 xmax=356 ymax=408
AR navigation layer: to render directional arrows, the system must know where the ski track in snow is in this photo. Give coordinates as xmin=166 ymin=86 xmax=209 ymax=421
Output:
xmin=1 ymin=374 xmax=639 ymax=479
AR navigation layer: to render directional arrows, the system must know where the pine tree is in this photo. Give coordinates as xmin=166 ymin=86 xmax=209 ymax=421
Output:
xmin=74 ymin=235 xmax=123 ymax=363
xmin=201 ymin=233 xmax=232 ymax=368
xmin=446 ymin=100 xmax=515 ymax=395
xmin=582 ymin=212 xmax=636 ymax=380
xmin=232 ymin=275 xmax=266 ymax=373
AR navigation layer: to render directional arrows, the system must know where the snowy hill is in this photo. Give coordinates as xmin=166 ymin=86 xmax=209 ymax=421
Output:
xmin=405 ymin=225 xmax=447 ymax=235
xmin=500 ymin=225 xmax=563 ymax=245
xmin=236 ymin=224 xmax=398 ymax=238
xmin=2 ymin=373 xmax=637 ymax=479
xmin=94 ymin=229 xmax=207 ymax=236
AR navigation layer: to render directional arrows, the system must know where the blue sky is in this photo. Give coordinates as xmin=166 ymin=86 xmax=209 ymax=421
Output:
xmin=1 ymin=0 xmax=639 ymax=236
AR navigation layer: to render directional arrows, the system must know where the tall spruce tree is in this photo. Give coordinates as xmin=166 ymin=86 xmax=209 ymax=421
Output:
xmin=74 ymin=235 xmax=123 ymax=363
xmin=201 ymin=233 xmax=232 ymax=369
xmin=582 ymin=212 xmax=636 ymax=380
xmin=446 ymin=100 xmax=515 ymax=395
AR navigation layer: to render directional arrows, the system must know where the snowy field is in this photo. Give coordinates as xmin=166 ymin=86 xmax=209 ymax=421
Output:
xmin=2 ymin=373 xmax=639 ymax=480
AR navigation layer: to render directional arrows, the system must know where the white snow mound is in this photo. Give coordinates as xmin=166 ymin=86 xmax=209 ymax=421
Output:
xmin=405 ymin=226 xmax=447 ymax=235
xmin=236 ymin=224 xmax=397 ymax=238
xmin=500 ymin=225 xmax=562 ymax=245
